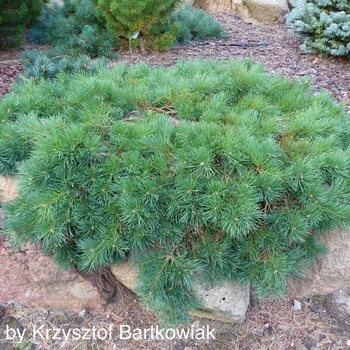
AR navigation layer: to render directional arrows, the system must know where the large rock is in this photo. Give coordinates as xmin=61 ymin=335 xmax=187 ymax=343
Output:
xmin=197 ymin=0 xmax=233 ymax=12
xmin=111 ymin=261 xmax=250 ymax=323
xmin=0 ymin=176 xmax=108 ymax=313
xmin=287 ymin=229 xmax=350 ymax=299
xmin=196 ymin=0 xmax=289 ymax=23
xmin=0 ymin=176 xmax=17 ymax=203
xmin=243 ymin=0 xmax=289 ymax=22
xmin=0 ymin=241 xmax=106 ymax=313
xmin=193 ymin=282 xmax=250 ymax=323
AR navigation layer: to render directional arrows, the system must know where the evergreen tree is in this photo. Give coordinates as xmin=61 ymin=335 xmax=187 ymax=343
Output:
xmin=0 ymin=0 xmax=47 ymax=49
xmin=94 ymin=0 xmax=182 ymax=51
xmin=26 ymin=0 xmax=49 ymax=25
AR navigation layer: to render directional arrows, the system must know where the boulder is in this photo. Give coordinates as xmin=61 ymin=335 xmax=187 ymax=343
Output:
xmin=195 ymin=0 xmax=289 ymax=23
xmin=196 ymin=0 xmax=233 ymax=12
xmin=287 ymin=229 xmax=350 ymax=299
xmin=243 ymin=0 xmax=289 ymax=22
xmin=0 ymin=176 xmax=108 ymax=313
xmin=0 ymin=176 xmax=17 ymax=203
xmin=0 ymin=241 xmax=106 ymax=313
xmin=110 ymin=261 xmax=250 ymax=323
xmin=193 ymin=282 xmax=250 ymax=323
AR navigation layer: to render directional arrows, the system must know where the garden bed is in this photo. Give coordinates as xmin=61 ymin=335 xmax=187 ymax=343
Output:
xmin=0 ymin=13 xmax=350 ymax=350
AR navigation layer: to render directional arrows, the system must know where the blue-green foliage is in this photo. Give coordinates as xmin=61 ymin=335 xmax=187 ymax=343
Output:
xmin=21 ymin=49 xmax=108 ymax=81
xmin=1 ymin=59 xmax=350 ymax=325
xmin=28 ymin=0 xmax=118 ymax=58
xmin=28 ymin=0 xmax=226 ymax=56
xmin=172 ymin=4 xmax=227 ymax=43
xmin=286 ymin=0 xmax=350 ymax=58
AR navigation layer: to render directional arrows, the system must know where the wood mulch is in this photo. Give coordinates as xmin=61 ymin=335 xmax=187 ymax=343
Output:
xmin=0 ymin=51 xmax=22 ymax=98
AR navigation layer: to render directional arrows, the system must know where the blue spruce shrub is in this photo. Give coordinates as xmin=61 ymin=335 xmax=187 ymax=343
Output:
xmin=286 ymin=0 xmax=350 ymax=58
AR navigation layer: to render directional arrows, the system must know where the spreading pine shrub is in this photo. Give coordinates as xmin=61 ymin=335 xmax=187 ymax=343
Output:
xmin=21 ymin=50 xmax=109 ymax=82
xmin=286 ymin=0 xmax=350 ymax=58
xmin=2 ymin=59 xmax=350 ymax=325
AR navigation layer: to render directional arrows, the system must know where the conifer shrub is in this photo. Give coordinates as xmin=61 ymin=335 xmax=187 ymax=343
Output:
xmin=93 ymin=0 xmax=182 ymax=51
xmin=171 ymin=3 xmax=227 ymax=43
xmin=26 ymin=0 xmax=49 ymax=26
xmin=0 ymin=0 xmax=47 ymax=49
xmin=21 ymin=50 xmax=108 ymax=82
xmin=29 ymin=0 xmax=226 ymax=55
xmin=28 ymin=0 xmax=118 ymax=59
xmin=286 ymin=0 xmax=350 ymax=58
xmin=2 ymin=59 xmax=350 ymax=325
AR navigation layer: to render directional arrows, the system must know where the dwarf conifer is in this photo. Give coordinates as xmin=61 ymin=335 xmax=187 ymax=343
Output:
xmin=1 ymin=59 xmax=350 ymax=325
xmin=28 ymin=0 xmax=118 ymax=58
xmin=0 ymin=0 xmax=47 ymax=49
xmin=286 ymin=0 xmax=350 ymax=58
xmin=0 ymin=0 xmax=30 ymax=49
xmin=94 ymin=0 xmax=182 ymax=51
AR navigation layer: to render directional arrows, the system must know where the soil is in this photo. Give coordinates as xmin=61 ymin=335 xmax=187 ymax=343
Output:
xmin=0 ymin=13 xmax=350 ymax=350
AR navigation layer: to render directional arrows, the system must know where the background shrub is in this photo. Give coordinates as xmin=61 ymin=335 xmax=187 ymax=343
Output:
xmin=93 ymin=0 xmax=182 ymax=51
xmin=0 ymin=0 xmax=48 ymax=49
xmin=286 ymin=0 xmax=350 ymax=58
xmin=28 ymin=0 xmax=118 ymax=58
xmin=29 ymin=0 xmax=226 ymax=56
xmin=171 ymin=3 xmax=226 ymax=43
xmin=2 ymin=59 xmax=350 ymax=325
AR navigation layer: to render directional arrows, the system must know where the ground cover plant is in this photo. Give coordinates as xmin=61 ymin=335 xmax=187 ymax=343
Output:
xmin=171 ymin=3 xmax=226 ymax=43
xmin=1 ymin=58 xmax=350 ymax=326
xmin=286 ymin=0 xmax=350 ymax=58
